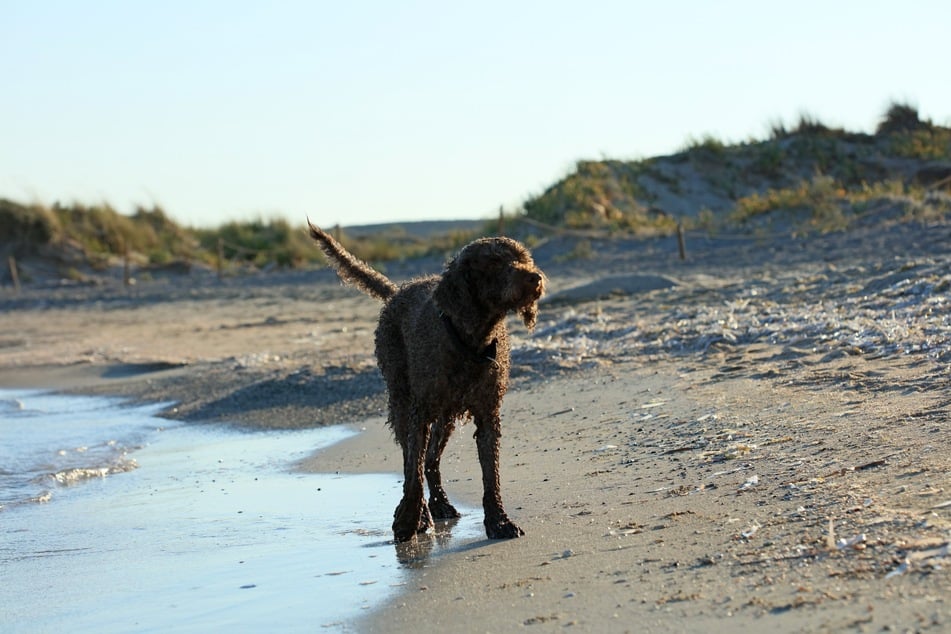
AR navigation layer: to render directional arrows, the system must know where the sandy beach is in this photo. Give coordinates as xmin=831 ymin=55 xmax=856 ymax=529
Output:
xmin=2 ymin=221 xmax=949 ymax=632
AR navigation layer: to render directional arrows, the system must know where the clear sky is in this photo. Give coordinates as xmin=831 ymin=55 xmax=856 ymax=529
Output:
xmin=3 ymin=1 xmax=949 ymax=228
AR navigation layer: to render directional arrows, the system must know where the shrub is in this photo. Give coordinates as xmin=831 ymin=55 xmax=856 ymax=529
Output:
xmin=682 ymin=134 xmax=726 ymax=156
xmin=731 ymin=173 xmax=847 ymax=231
xmin=522 ymin=159 xmax=673 ymax=234
xmin=888 ymin=128 xmax=951 ymax=161
xmin=876 ymin=101 xmax=930 ymax=135
xmin=0 ymin=199 xmax=62 ymax=245
xmin=198 ymin=217 xmax=317 ymax=268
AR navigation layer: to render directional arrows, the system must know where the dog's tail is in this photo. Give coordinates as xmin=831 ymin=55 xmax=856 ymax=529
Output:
xmin=307 ymin=220 xmax=398 ymax=301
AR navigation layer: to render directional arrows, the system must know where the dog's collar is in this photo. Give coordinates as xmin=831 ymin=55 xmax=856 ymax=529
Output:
xmin=439 ymin=312 xmax=498 ymax=365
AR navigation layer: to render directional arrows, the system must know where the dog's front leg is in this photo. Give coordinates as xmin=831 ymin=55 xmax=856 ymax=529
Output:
xmin=393 ymin=416 xmax=432 ymax=542
xmin=473 ymin=413 xmax=524 ymax=539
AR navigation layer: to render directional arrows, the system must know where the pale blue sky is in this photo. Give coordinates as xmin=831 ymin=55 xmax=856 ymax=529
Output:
xmin=2 ymin=1 xmax=949 ymax=227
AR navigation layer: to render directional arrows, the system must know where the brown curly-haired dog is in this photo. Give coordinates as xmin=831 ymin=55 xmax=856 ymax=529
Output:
xmin=307 ymin=221 xmax=545 ymax=542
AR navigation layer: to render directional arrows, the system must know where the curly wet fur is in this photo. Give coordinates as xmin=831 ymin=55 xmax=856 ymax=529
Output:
xmin=308 ymin=220 xmax=545 ymax=542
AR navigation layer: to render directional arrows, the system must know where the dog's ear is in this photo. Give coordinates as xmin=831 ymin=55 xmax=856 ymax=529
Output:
xmin=434 ymin=257 xmax=481 ymax=332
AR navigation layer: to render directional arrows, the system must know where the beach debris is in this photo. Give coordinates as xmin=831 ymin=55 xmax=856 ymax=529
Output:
xmin=608 ymin=520 xmax=644 ymax=537
xmin=855 ymin=457 xmax=890 ymax=471
xmin=738 ymin=475 xmax=759 ymax=491
xmin=725 ymin=443 xmax=756 ymax=460
xmin=739 ymin=522 xmax=761 ymax=540
xmin=709 ymin=465 xmax=751 ymax=478
xmin=910 ymin=542 xmax=950 ymax=563
xmin=662 ymin=443 xmax=705 ymax=455
xmin=883 ymin=540 xmax=949 ymax=579
xmin=594 ymin=444 xmax=618 ymax=453
xmin=516 ymin=259 xmax=951 ymax=370
xmin=885 ymin=558 xmax=910 ymax=580
xmin=836 ymin=533 xmax=867 ymax=551
xmin=762 ymin=435 xmax=794 ymax=446
xmin=524 ymin=615 xmax=560 ymax=626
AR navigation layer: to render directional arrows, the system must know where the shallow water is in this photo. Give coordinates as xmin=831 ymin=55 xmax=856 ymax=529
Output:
xmin=0 ymin=390 xmax=482 ymax=632
xmin=0 ymin=390 xmax=162 ymax=508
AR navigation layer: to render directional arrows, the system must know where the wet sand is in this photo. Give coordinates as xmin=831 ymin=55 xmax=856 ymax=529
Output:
xmin=1 ymin=221 xmax=949 ymax=632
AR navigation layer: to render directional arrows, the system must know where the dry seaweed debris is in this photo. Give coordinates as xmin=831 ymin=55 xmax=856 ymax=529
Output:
xmin=517 ymin=259 xmax=951 ymax=375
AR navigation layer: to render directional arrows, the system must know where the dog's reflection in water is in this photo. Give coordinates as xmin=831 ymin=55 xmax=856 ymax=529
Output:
xmin=393 ymin=517 xmax=461 ymax=568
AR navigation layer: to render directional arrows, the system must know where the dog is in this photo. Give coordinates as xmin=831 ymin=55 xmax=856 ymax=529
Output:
xmin=307 ymin=221 xmax=545 ymax=541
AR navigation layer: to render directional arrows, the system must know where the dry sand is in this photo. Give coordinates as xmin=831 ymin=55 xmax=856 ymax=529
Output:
xmin=1 ymin=221 xmax=950 ymax=632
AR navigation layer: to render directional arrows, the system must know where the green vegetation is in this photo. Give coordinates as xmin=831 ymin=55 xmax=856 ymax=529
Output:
xmin=195 ymin=218 xmax=313 ymax=268
xmin=769 ymin=112 xmax=846 ymax=140
xmin=681 ymin=134 xmax=727 ymax=157
xmin=57 ymin=202 xmax=198 ymax=265
xmin=521 ymin=101 xmax=950 ymax=236
xmin=0 ymin=198 xmax=60 ymax=244
xmin=328 ymin=226 xmax=478 ymax=264
xmin=889 ymin=127 xmax=951 ymax=160
xmin=2 ymin=200 xmax=202 ymax=270
xmin=1 ymin=198 xmax=483 ymax=279
xmin=3 ymin=102 xmax=949 ymax=283
xmin=729 ymin=174 xmax=850 ymax=232
xmin=729 ymin=175 xmax=951 ymax=233
xmin=521 ymin=159 xmax=677 ymax=235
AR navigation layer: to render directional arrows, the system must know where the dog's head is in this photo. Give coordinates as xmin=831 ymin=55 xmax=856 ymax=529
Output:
xmin=435 ymin=237 xmax=545 ymax=330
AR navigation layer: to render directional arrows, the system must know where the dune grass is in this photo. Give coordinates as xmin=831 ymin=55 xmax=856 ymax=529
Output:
xmin=521 ymin=101 xmax=950 ymax=235
xmin=3 ymin=103 xmax=949 ymax=281
xmin=1 ymin=198 xmax=485 ymax=277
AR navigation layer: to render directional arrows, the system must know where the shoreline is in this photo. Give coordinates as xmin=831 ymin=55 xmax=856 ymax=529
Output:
xmin=2 ymin=223 xmax=949 ymax=632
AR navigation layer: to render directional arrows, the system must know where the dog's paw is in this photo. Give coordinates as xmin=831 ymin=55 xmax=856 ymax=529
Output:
xmin=485 ymin=518 xmax=525 ymax=539
xmin=392 ymin=526 xmax=417 ymax=543
xmin=393 ymin=499 xmax=429 ymax=542
xmin=428 ymin=499 xmax=462 ymax=520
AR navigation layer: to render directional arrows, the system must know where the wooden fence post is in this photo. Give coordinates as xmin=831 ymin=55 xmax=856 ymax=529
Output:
xmin=122 ymin=243 xmax=132 ymax=286
xmin=676 ymin=222 xmax=686 ymax=261
xmin=8 ymin=256 xmax=20 ymax=293
xmin=217 ymin=238 xmax=225 ymax=279
xmin=498 ymin=206 xmax=505 ymax=235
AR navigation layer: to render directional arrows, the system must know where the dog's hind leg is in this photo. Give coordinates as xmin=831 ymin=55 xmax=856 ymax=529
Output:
xmin=425 ymin=418 xmax=461 ymax=520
